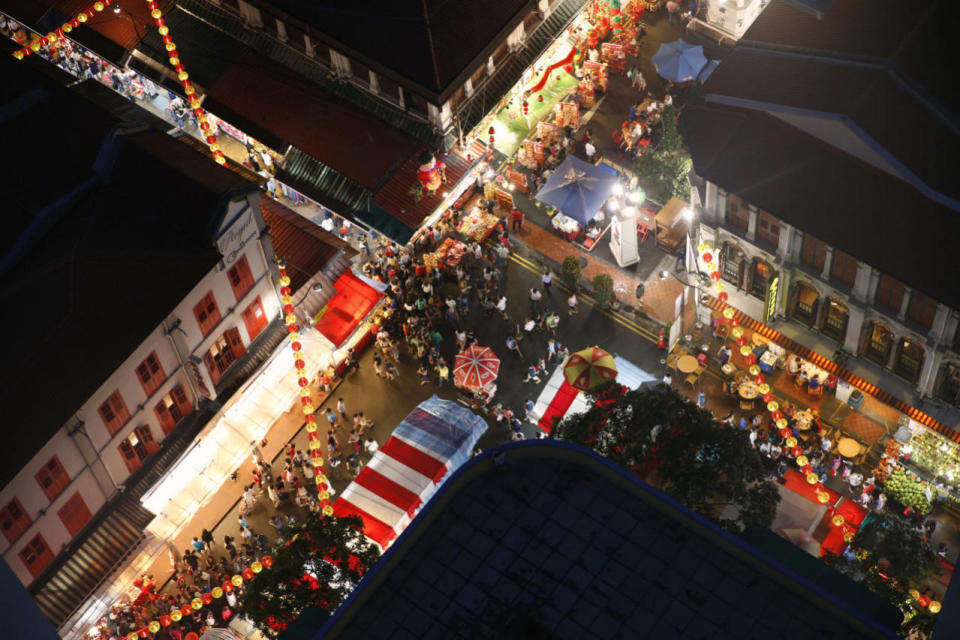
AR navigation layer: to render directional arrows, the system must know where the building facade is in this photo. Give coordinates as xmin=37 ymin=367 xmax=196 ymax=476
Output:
xmin=0 ymin=189 xmax=280 ymax=588
xmin=698 ymin=184 xmax=960 ymax=415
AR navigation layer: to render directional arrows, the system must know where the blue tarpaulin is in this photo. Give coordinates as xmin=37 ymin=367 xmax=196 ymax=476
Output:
xmin=536 ymin=156 xmax=620 ymax=225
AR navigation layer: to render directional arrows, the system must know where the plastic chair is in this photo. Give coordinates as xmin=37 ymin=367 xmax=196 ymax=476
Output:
xmin=808 ymin=385 xmax=824 ymax=397
xmin=637 ymin=221 xmax=649 ymax=242
xmin=697 ymin=353 xmax=708 ymax=367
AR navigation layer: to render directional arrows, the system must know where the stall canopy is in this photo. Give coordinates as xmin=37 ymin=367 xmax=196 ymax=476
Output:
xmin=533 ymin=355 xmax=656 ymax=433
xmin=332 ymin=396 xmax=487 ymax=548
xmin=536 ymin=157 xmax=620 ymax=225
xmin=652 ymin=40 xmax=709 ymax=83
xmin=141 ymin=331 xmax=334 ymax=539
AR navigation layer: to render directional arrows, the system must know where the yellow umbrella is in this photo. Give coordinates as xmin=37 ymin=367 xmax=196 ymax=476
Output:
xmin=563 ymin=346 xmax=618 ymax=391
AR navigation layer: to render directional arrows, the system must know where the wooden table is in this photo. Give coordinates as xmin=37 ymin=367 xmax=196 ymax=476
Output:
xmin=721 ymin=363 xmax=737 ymax=377
xmin=677 ymin=355 xmax=700 ymax=374
xmin=795 ymin=411 xmax=814 ymax=431
xmin=738 ymin=381 xmax=759 ymax=399
xmin=837 ymin=437 xmax=861 ymax=458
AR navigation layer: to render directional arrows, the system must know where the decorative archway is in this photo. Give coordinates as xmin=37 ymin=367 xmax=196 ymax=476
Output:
xmin=821 ymin=297 xmax=849 ymax=342
xmin=789 ymin=280 xmax=820 ymax=326
xmin=861 ymin=320 xmax=894 ymax=366
xmin=895 ymin=337 xmax=925 ymax=384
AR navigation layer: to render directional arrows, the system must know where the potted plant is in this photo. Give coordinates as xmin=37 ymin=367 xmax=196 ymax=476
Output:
xmin=593 ymin=273 xmax=616 ymax=309
xmin=561 ymin=256 xmax=581 ymax=290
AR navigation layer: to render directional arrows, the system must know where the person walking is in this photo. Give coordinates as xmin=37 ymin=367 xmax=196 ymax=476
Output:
xmin=510 ymin=208 xmax=524 ymax=232
xmin=191 ymin=537 xmax=205 ymax=556
xmin=436 ymin=361 xmax=450 ymax=386
xmin=506 ymin=335 xmax=523 ymax=358
xmin=201 ymin=528 xmax=215 ymax=552
xmin=568 ymin=293 xmax=578 ymax=315
xmin=327 ymin=430 xmax=339 ymax=455
xmin=496 ymin=295 xmax=509 ymax=320
xmin=324 ymin=408 xmax=338 ymax=429
xmin=267 ymin=484 xmax=280 ymax=508
xmin=541 ymin=269 xmax=552 ymax=293
xmin=337 ymin=398 xmax=348 ymax=421
xmin=545 ymin=312 xmax=560 ymax=337
xmin=529 ymin=287 xmax=542 ymax=314
xmin=347 ymin=429 xmax=361 ymax=455
xmin=522 ymin=364 xmax=541 ymax=384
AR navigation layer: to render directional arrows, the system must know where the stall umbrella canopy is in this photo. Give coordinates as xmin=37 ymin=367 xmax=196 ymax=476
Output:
xmin=536 ymin=156 xmax=620 ymax=226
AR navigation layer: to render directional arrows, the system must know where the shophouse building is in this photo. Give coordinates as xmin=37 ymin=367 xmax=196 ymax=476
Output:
xmin=0 ymin=54 xmax=285 ymax=626
xmin=680 ymin=0 xmax=960 ymax=429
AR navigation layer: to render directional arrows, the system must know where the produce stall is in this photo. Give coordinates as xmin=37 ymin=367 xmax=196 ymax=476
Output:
xmin=423 ymin=237 xmax=468 ymax=270
xmin=456 ymin=209 xmax=500 ymax=242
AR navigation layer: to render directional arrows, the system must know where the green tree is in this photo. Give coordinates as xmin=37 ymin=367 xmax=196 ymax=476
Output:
xmin=561 ymin=255 xmax=582 ymax=290
xmin=553 ymin=384 xmax=780 ymax=531
xmin=592 ymin=273 xmax=616 ymax=308
xmin=237 ymin=512 xmax=380 ymax=638
xmin=853 ymin=513 xmax=939 ymax=587
xmin=658 ymin=104 xmax=683 ymax=154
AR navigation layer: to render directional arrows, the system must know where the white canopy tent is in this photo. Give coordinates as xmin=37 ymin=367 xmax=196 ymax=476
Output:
xmin=141 ymin=330 xmax=334 ymax=539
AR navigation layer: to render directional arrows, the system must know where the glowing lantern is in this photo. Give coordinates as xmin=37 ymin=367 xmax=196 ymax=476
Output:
xmin=795 ymin=455 xmax=809 ymax=468
xmin=748 ymin=365 xmax=760 ymax=376
xmin=739 ymin=345 xmax=752 ymax=357
xmin=831 ymin=514 xmax=845 ymax=527
xmin=718 ymin=292 xmax=729 ymax=302
xmin=170 ymin=610 xmax=182 ymax=622
xmin=212 ymin=587 xmax=224 ymax=599
xmin=201 ymin=593 xmax=213 ymax=605
xmin=78 ymin=13 xmax=89 ymax=23
xmin=191 ymin=598 xmax=203 ymax=610
xmin=284 ymin=313 xmax=297 ymax=325
xmin=930 ymin=601 xmax=942 ymax=614
xmin=242 ymin=568 xmax=255 ymax=580
xmin=222 ymin=581 xmax=233 ymax=593
xmin=323 ymin=505 xmax=334 ymax=516
xmin=816 ymin=491 xmax=829 ymax=504
xmin=806 ymin=473 xmax=818 ymax=485
xmin=767 ymin=401 xmax=779 ymax=412
xmin=758 ymin=383 xmax=771 ymax=394
xmin=775 ymin=418 xmax=788 ymax=429
xmin=909 ymin=589 xmax=921 ymax=601
xmin=731 ymin=327 xmax=744 ymax=339
xmin=723 ymin=307 xmax=735 ymax=320
xmin=918 ymin=595 xmax=931 ymax=608
xmin=298 ymin=377 xmax=310 ymax=388
xmin=785 ymin=437 xmax=797 ymax=448
xmin=762 ymin=393 xmax=774 ymax=404
xmin=231 ymin=574 xmax=244 ymax=587
xmin=262 ymin=555 xmax=274 ymax=568
xmin=251 ymin=561 xmax=263 ymax=573
xmin=754 ymin=375 xmax=765 ymax=385
xmin=180 ymin=604 xmax=192 ymax=616
xmin=160 ymin=616 xmax=173 ymax=627
xmin=148 ymin=621 xmax=161 ymax=634
xmin=127 ymin=634 xmax=138 ymax=640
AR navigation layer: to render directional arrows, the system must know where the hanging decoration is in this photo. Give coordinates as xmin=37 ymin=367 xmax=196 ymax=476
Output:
xmin=144 ymin=0 xmax=225 ymax=165
xmin=277 ymin=259 xmax=333 ymax=517
xmin=10 ymin=0 xmax=112 ymax=60
xmin=115 ymin=556 xmax=273 ymax=639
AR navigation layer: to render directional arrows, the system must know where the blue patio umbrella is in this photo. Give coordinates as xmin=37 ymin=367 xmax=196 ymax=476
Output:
xmin=535 ymin=156 xmax=620 ymax=226
xmin=652 ymin=39 xmax=708 ymax=83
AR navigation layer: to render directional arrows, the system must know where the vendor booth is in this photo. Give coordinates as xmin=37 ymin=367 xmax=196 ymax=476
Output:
xmin=536 ymin=156 xmax=620 ymax=248
xmin=331 ymin=397 xmax=487 ymax=548
xmin=531 ymin=354 xmax=656 ymax=432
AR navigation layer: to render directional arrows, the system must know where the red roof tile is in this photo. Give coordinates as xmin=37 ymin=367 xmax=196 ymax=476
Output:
xmin=372 ymin=145 xmax=474 ymax=229
xmin=209 ymin=51 xmax=420 ymax=192
xmin=260 ymin=197 xmax=354 ymax=292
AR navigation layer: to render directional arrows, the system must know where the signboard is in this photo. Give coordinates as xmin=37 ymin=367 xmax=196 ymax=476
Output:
xmin=763 ymin=276 xmax=780 ymax=323
xmin=216 ymin=205 xmax=254 ymax=264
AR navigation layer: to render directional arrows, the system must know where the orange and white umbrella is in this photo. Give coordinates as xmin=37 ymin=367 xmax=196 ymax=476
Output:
xmin=563 ymin=346 xmax=618 ymax=391
xmin=453 ymin=345 xmax=500 ymax=392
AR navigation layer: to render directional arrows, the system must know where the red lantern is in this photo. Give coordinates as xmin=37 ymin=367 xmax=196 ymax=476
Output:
xmin=537 ymin=95 xmax=544 ymax=102
xmin=791 ymin=446 xmax=802 ymax=457
xmin=186 ymin=633 xmax=200 ymax=640
xmin=754 ymin=374 xmax=765 ymax=385
xmin=242 ymin=568 xmax=255 ymax=580
xmin=223 ymin=581 xmax=233 ymax=593
xmin=488 ymin=127 xmax=495 ymax=135
xmin=160 ymin=616 xmax=172 ymax=627
xmin=206 ymin=135 xmax=217 ymax=144
xmin=294 ymin=359 xmax=306 ymax=370
xmin=138 ymin=627 xmax=150 ymax=639
xmin=718 ymin=292 xmax=729 ymax=302
xmin=180 ymin=605 xmax=192 ymax=616
xmin=771 ymin=410 xmax=784 ymax=421
xmin=305 ymin=414 xmax=316 ymax=423
xmin=702 ymin=252 xmax=713 ymax=263
xmin=262 ymin=555 xmax=274 ymax=568
xmin=283 ymin=304 xmax=295 ymax=315
xmin=745 ymin=354 xmax=757 ymax=366
xmin=710 ymin=272 xmax=721 ymax=281
xmin=202 ymin=592 xmax=213 ymax=605
xmin=291 ymin=341 xmax=302 ymax=351
xmin=762 ymin=393 xmax=774 ymax=403
xmin=489 ymin=136 xmax=495 ymax=143
xmin=287 ymin=323 xmax=299 ymax=333
xmin=729 ymin=317 xmax=739 ymax=328
xmin=736 ymin=337 xmax=747 ymax=347
xmin=298 ymin=377 xmax=309 ymax=388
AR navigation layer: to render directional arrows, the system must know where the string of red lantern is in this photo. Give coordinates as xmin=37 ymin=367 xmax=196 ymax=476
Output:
xmin=696 ymin=242 xmax=941 ymax=615
xmin=277 ymin=259 xmax=334 ymax=516
xmin=143 ymin=0 xmax=226 ymax=165
xmin=120 ymin=555 xmax=274 ymax=639
xmin=10 ymin=0 xmax=112 ymax=60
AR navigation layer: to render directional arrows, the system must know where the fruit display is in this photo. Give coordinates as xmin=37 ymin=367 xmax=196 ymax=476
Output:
xmin=884 ymin=468 xmax=936 ymax=515
xmin=905 ymin=430 xmax=960 ymax=483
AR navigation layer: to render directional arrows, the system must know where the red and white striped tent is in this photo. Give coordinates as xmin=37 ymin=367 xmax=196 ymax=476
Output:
xmin=531 ymin=354 xmax=657 ymax=433
xmin=332 ymin=396 xmax=487 ymax=548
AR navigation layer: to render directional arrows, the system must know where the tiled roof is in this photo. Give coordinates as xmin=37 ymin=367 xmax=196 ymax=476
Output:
xmin=260 ymin=0 xmax=529 ymax=95
xmin=260 ymin=197 xmax=352 ymax=292
xmin=319 ymin=442 xmax=898 ymax=639
xmin=680 ymin=102 xmax=960 ymax=309
xmin=372 ymin=147 xmax=474 ymax=230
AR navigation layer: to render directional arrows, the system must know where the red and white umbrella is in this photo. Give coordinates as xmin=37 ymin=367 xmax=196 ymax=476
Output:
xmin=453 ymin=345 xmax=500 ymax=392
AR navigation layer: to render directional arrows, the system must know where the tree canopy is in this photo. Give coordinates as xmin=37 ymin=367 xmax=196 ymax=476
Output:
xmin=553 ymin=383 xmax=780 ymax=531
xmin=237 ymin=512 xmax=380 ymax=638
xmin=853 ymin=513 xmax=939 ymax=587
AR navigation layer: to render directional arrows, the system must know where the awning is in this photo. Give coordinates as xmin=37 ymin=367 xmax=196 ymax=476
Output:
xmin=141 ymin=331 xmax=334 ymax=539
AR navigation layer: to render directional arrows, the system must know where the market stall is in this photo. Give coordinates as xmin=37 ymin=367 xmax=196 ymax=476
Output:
xmin=456 ymin=208 xmax=500 ymax=242
xmin=331 ymin=396 xmax=488 ymax=548
xmin=654 ymin=197 xmax=689 ymax=252
xmin=423 ymin=237 xmax=469 ymax=270
xmin=536 ymin=156 xmax=620 ymax=248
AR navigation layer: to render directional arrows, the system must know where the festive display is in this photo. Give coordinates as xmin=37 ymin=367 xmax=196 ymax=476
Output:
xmin=11 ymin=0 xmax=111 ymax=60
xmin=277 ymin=259 xmax=333 ymax=517
xmin=884 ymin=467 xmax=936 ymax=515
xmin=416 ymin=150 xmax=447 ymax=193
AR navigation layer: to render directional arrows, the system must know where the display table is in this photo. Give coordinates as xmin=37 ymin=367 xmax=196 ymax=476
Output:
xmin=738 ymin=381 xmax=759 ymax=399
xmin=552 ymin=213 xmax=580 ymax=241
xmin=457 ymin=209 xmax=499 ymax=242
xmin=425 ymin=237 xmax=468 ymax=269
xmin=759 ymin=350 xmax=778 ymax=375
xmin=794 ymin=411 xmax=814 ymax=431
